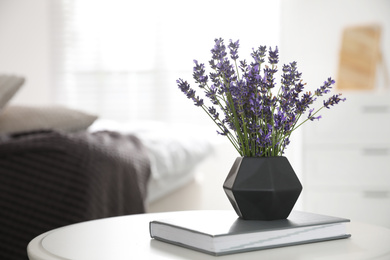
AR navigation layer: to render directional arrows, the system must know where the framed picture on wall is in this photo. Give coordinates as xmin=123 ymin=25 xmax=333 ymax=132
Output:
xmin=337 ymin=25 xmax=382 ymax=90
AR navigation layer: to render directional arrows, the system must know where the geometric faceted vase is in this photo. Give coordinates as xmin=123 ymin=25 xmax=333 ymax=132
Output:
xmin=223 ymin=156 xmax=302 ymax=220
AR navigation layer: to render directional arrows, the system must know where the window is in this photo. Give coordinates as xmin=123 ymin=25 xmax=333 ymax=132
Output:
xmin=50 ymin=0 xmax=280 ymax=125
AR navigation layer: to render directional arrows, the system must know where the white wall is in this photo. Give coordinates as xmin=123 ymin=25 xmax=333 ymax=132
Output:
xmin=280 ymin=0 xmax=390 ymax=179
xmin=280 ymin=0 xmax=390 ymax=89
xmin=0 ymin=0 xmax=52 ymax=105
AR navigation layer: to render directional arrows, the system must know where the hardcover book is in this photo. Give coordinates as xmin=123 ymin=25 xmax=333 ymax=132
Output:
xmin=149 ymin=210 xmax=351 ymax=256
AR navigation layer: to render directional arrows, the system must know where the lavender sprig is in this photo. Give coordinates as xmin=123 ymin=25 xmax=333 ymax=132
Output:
xmin=177 ymin=38 xmax=346 ymax=157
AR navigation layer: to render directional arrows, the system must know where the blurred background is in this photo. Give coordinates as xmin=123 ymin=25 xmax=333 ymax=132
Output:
xmin=0 ymin=0 xmax=389 ymax=227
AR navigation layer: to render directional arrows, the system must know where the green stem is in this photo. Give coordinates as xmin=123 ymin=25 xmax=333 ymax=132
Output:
xmin=225 ymin=92 xmax=247 ymax=154
xmin=292 ymin=106 xmax=324 ymax=132
xmin=199 ymin=104 xmax=241 ymax=154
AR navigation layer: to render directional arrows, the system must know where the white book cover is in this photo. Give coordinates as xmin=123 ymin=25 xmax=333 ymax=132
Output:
xmin=150 ymin=210 xmax=351 ymax=256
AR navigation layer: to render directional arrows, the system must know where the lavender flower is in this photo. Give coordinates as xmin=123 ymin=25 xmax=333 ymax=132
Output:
xmin=177 ymin=38 xmax=346 ymax=157
xmin=268 ymin=46 xmax=279 ymax=65
xmin=177 ymin=79 xmax=204 ymax=107
xmin=251 ymin=46 xmax=267 ymax=66
xmin=315 ymin=77 xmax=335 ymax=96
xmin=228 ymin=40 xmax=240 ymax=60
xmin=308 ymin=108 xmax=322 ymax=121
xmin=193 ymin=60 xmax=208 ymax=87
xmin=324 ymin=94 xmax=346 ymax=108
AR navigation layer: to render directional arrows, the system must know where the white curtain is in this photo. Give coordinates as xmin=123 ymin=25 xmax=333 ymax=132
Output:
xmin=50 ymin=0 xmax=280 ymax=125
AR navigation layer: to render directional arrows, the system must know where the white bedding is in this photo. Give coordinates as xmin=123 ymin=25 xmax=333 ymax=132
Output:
xmin=89 ymin=119 xmax=214 ymax=203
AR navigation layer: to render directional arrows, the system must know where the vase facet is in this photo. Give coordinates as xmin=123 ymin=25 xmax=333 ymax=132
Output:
xmin=223 ymin=156 xmax=302 ymax=220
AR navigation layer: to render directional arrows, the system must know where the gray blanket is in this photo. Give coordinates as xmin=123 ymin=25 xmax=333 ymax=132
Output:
xmin=0 ymin=130 xmax=151 ymax=260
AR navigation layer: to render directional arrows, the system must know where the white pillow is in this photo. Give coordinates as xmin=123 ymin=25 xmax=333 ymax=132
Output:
xmin=0 ymin=105 xmax=98 ymax=134
xmin=0 ymin=74 xmax=25 ymax=110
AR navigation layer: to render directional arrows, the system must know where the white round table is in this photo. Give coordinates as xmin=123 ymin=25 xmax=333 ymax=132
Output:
xmin=27 ymin=210 xmax=390 ymax=260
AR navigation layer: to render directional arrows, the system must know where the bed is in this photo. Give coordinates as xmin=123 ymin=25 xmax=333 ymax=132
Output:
xmin=88 ymin=119 xmax=213 ymax=204
xmin=0 ymin=74 xmax=213 ymax=260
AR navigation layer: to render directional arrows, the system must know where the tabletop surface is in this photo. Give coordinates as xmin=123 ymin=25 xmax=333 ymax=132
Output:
xmin=27 ymin=210 xmax=390 ymax=260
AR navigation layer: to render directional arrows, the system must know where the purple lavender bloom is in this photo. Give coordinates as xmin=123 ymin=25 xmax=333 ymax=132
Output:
xmin=296 ymin=92 xmax=314 ymax=113
xmin=251 ymin=46 xmax=267 ymax=66
xmin=324 ymin=94 xmax=346 ymax=108
xmin=307 ymin=108 xmax=322 ymax=121
xmin=177 ymin=78 xmax=204 ymax=107
xmin=216 ymin=122 xmax=230 ymax=136
xmin=208 ymin=106 xmax=219 ymax=120
xmin=177 ymin=38 xmax=346 ymax=157
xmin=228 ymin=39 xmax=240 ymax=60
xmin=205 ymin=85 xmax=219 ymax=105
xmin=177 ymin=79 xmax=191 ymax=96
xmin=268 ymin=46 xmax=279 ymax=65
xmin=193 ymin=60 xmax=208 ymax=87
xmin=239 ymin=60 xmax=248 ymax=73
xmin=210 ymin=38 xmax=227 ymax=61
xmin=310 ymin=115 xmax=322 ymax=121
xmin=315 ymin=77 xmax=335 ymax=96
xmin=194 ymin=98 xmax=204 ymax=107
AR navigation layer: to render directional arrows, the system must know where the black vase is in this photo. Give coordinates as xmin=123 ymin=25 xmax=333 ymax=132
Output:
xmin=223 ymin=156 xmax=302 ymax=220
